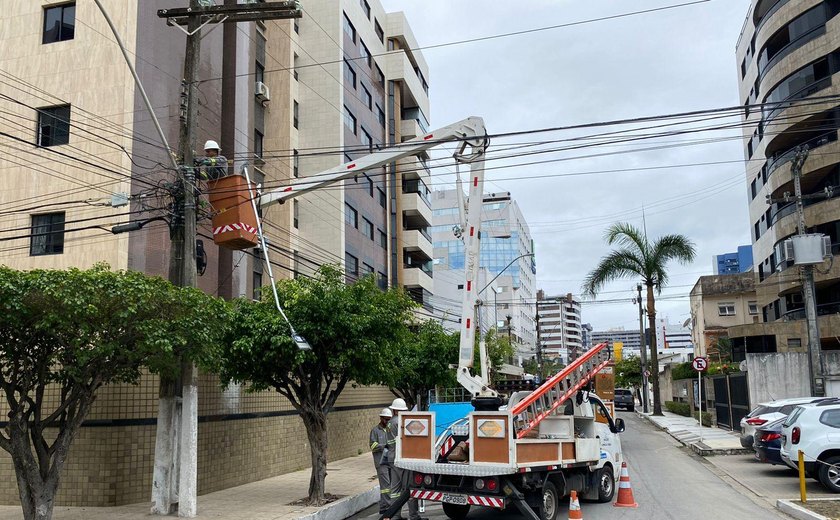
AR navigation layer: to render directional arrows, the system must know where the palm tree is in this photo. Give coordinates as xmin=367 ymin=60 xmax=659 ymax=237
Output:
xmin=582 ymin=222 xmax=696 ymax=416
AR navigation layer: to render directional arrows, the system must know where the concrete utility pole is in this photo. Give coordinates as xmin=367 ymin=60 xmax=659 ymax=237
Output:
xmin=535 ymin=309 xmax=542 ymax=380
xmin=636 ymin=284 xmax=650 ymax=413
xmin=153 ymin=2 xmax=301 ymax=516
xmin=790 ymin=146 xmax=824 ymax=397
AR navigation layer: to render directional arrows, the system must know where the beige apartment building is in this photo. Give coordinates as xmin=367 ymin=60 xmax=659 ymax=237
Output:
xmin=0 ymin=0 xmax=428 ymax=506
xmin=689 ymin=273 xmax=758 ymax=358
xmin=731 ymin=0 xmax=840 ymax=358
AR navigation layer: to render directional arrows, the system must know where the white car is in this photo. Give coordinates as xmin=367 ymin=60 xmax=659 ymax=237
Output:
xmin=739 ymin=397 xmax=828 ymax=448
xmin=779 ymin=400 xmax=840 ymax=492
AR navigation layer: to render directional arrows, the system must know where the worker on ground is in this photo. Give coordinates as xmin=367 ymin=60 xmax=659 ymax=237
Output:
xmin=195 ymin=140 xmax=228 ymax=180
xmin=384 ymin=398 xmax=427 ymax=520
xmin=370 ymin=408 xmax=393 ymax=515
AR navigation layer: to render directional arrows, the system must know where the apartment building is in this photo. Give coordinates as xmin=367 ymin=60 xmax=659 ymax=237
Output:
xmin=713 ymin=245 xmax=754 ymax=275
xmin=432 ymin=189 xmax=537 ymax=362
xmin=0 ymin=0 xmax=426 ymax=506
xmin=536 ymin=291 xmax=584 ymax=365
xmin=731 ymin=0 xmax=840 ymax=358
xmin=591 ymin=328 xmax=643 ymax=357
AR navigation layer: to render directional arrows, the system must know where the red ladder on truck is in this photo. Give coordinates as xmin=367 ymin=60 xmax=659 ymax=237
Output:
xmin=510 ymin=343 xmax=611 ymax=439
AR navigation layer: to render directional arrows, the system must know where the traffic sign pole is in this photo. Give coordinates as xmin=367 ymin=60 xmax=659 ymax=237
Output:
xmin=692 ymin=356 xmax=708 ymax=443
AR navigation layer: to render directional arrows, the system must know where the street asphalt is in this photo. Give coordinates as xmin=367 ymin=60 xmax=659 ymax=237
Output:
xmin=348 ymin=411 xmax=787 ymax=520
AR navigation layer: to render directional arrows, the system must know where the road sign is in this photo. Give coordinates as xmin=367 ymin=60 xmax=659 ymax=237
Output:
xmin=692 ymin=356 xmax=708 ymax=372
xmin=643 ymin=370 xmax=651 ymax=378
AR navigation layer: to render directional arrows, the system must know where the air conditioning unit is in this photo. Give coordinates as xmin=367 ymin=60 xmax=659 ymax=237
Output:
xmin=255 ymin=81 xmax=270 ymax=103
xmin=782 ymin=239 xmax=795 ymax=263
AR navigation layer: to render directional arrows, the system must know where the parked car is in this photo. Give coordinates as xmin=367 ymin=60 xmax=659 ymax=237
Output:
xmin=753 ymin=417 xmax=785 ymax=465
xmin=739 ymin=397 xmax=829 ymax=448
xmin=614 ymin=388 xmax=635 ymax=411
xmin=780 ymin=399 xmax=840 ymax=492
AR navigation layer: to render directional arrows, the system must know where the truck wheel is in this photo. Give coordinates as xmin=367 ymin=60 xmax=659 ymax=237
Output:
xmin=442 ymin=502 xmax=470 ymax=520
xmin=596 ymin=465 xmax=615 ymax=503
xmin=541 ymin=480 xmax=560 ymax=520
xmin=818 ymin=456 xmax=840 ymax=493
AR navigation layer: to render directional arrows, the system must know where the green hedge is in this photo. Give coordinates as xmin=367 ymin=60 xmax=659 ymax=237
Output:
xmin=664 ymin=401 xmax=713 ymax=426
xmin=671 ymin=361 xmax=740 ymax=380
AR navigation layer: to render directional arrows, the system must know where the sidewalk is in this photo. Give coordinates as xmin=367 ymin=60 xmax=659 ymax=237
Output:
xmin=637 ymin=410 xmax=752 ymax=455
xmin=0 ymin=454 xmax=379 ymax=520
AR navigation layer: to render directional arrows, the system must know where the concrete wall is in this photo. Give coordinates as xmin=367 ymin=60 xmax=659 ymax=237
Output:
xmin=746 ymin=352 xmax=811 ymax=406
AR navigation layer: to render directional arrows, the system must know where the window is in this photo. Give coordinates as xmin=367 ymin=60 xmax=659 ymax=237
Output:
xmin=821 ymin=409 xmax=840 ymax=428
xmin=30 ymin=212 xmax=65 ymax=256
xmin=718 ymin=303 xmax=736 ymax=316
xmin=363 ymin=218 xmax=374 ymax=240
xmin=293 ymin=100 xmax=299 ymax=129
xmin=342 ymin=13 xmax=356 ymax=43
xmin=345 ymin=203 xmax=358 ymax=228
xmin=361 ymin=85 xmax=372 ymax=109
xmin=345 ymin=252 xmax=359 ymax=276
xmin=294 ymin=17 xmax=299 ymax=34
xmin=254 ymin=129 xmax=263 ymax=160
xmin=253 ymin=271 xmax=263 ymax=301
xmin=378 ymin=229 xmax=387 ymax=248
xmin=365 ymin=174 xmax=374 ymax=196
xmin=293 ymin=200 xmax=299 ymax=229
xmin=762 ymin=56 xmax=831 ymax=123
xmin=363 ymin=262 xmax=374 ymax=275
xmin=360 ymin=0 xmax=371 ymax=19
xmin=748 ymin=301 xmax=759 ymax=315
xmin=361 ymin=128 xmax=373 ymax=151
xmin=255 ymin=62 xmax=265 ymax=84
xmin=43 ymin=3 xmax=75 ymax=44
xmin=293 ymin=149 xmax=300 ymax=178
xmin=343 ymin=59 xmax=356 ymax=89
xmin=376 ymin=65 xmax=385 ymax=87
xmin=343 ymin=105 xmax=357 ymax=134
xmin=37 ymin=105 xmax=70 ymax=147
xmin=360 ymin=42 xmax=372 ymax=67
xmin=376 ymin=105 xmax=385 ymax=127
xmin=374 ymin=19 xmax=384 ymax=43
xmin=293 ymin=250 xmax=301 ymax=278
xmin=378 ymin=187 xmax=386 ymax=207
xmin=293 ymin=53 xmax=299 ymax=81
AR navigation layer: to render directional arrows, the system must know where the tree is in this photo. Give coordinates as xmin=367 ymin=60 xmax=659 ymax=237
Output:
xmin=217 ymin=265 xmax=416 ymax=505
xmin=614 ymin=356 xmax=644 ymax=388
xmin=582 ymin=222 xmax=695 ymax=416
xmin=0 ymin=265 xmax=227 ymax=520
xmin=479 ymin=328 xmax=515 ymax=383
xmin=386 ymin=320 xmax=458 ymax=411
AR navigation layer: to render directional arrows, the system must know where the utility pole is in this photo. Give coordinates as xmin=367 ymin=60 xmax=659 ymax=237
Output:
xmin=153 ymin=3 xmax=301 ymax=516
xmin=636 ymin=284 xmax=650 ymax=413
xmin=535 ymin=308 xmax=542 ymax=381
xmin=791 ymin=146 xmax=824 ymax=397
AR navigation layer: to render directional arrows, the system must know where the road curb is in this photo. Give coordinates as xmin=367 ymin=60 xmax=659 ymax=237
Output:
xmin=776 ymin=499 xmax=830 ymax=520
xmin=296 ymin=485 xmax=380 ymax=520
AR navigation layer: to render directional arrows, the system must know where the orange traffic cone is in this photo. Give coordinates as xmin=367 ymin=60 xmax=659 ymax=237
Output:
xmin=568 ymin=490 xmax=583 ymax=519
xmin=613 ymin=461 xmax=638 ymax=508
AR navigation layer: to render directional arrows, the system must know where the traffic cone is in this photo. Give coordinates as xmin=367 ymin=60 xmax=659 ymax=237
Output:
xmin=568 ymin=490 xmax=583 ymax=520
xmin=613 ymin=461 xmax=638 ymax=508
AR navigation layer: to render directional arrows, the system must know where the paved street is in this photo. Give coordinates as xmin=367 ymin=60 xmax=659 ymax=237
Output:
xmin=350 ymin=412 xmax=785 ymax=520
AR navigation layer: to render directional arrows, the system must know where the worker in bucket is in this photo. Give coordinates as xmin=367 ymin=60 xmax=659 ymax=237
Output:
xmin=384 ymin=398 xmax=427 ymax=520
xmin=195 ymin=140 xmax=228 ymax=180
xmin=370 ymin=408 xmax=393 ymax=515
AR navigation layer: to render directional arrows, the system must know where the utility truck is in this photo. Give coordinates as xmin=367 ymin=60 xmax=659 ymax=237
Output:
xmin=207 ymin=116 xmax=625 ymax=520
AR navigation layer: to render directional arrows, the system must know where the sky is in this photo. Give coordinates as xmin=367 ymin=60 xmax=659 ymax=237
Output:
xmin=381 ymin=0 xmax=754 ymax=332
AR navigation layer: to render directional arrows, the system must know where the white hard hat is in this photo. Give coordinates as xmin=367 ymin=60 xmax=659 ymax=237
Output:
xmin=390 ymin=398 xmax=408 ymax=411
xmin=379 ymin=408 xmax=393 ymax=418
xmin=204 ymin=140 xmax=220 ymax=151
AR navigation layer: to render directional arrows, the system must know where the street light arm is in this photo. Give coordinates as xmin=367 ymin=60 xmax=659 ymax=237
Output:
xmin=478 ymin=253 xmax=535 ymax=296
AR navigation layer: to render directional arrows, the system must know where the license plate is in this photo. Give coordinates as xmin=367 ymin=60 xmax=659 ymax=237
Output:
xmin=441 ymin=493 xmax=468 ymax=505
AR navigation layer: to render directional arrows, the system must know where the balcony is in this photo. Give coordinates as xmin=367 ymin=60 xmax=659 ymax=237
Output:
xmin=402 ymin=228 xmax=433 ymax=259
xmin=401 ymin=118 xmax=423 ymax=140
xmin=767 ymin=130 xmax=837 ymax=178
xmin=383 ymin=51 xmax=430 ymax=117
xmin=402 ymin=264 xmax=433 ymax=293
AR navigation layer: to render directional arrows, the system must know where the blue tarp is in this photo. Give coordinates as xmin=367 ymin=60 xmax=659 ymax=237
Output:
xmin=429 ymin=402 xmax=474 ymax=438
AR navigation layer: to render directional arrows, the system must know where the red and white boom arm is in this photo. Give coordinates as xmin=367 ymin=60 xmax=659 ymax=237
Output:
xmin=257 ymin=116 xmax=492 ymax=397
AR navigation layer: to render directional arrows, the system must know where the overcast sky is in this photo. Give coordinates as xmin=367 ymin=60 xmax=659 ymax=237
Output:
xmin=381 ymin=0 xmax=754 ymax=333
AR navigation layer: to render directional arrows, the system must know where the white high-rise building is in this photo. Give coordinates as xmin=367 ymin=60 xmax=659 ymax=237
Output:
xmin=537 ymin=291 xmax=583 ymax=365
